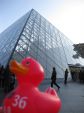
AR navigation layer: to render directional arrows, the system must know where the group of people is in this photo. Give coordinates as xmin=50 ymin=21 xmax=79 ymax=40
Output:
xmin=0 ymin=64 xmax=69 ymax=93
xmin=51 ymin=67 xmax=69 ymax=90
xmin=0 ymin=65 xmax=15 ymax=93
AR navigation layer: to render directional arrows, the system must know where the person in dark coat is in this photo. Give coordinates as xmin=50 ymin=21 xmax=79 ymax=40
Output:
xmin=64 ymin=69 xmax=69 ymax=84
xmin=4 ymin=65 xmax=10 ymax=93
xmin=0 ymin=65 xmax=4 ymax=88
xmin=51 ymin=67 xmax=60 ymax=90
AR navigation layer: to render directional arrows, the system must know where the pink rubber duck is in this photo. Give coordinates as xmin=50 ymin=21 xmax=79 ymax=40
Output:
xmin=1 ymin=57 xmax=61 ymax=113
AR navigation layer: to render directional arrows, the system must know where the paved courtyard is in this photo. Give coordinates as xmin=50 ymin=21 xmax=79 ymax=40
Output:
xmin=39 ymin=79 xmax=84 ymax=113
xmin=0 ymin=79 xmax=84 ymax=113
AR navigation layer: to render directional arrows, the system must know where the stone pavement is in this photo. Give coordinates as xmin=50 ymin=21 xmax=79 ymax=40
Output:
xmin=58 ymin=82 xmax=84 ymax=113
xmin=39 ymin=79 xmax=84 ymax=113
xmin=0 ymin=79 xmax=84 ymax=113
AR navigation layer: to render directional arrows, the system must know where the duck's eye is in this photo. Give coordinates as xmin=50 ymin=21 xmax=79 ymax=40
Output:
xmin=26 ymin=62 xmax=30 ymax=65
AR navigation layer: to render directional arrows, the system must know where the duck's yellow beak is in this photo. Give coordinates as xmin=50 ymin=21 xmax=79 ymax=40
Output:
xmin=9 ymin=60 xmax=28 ymax=75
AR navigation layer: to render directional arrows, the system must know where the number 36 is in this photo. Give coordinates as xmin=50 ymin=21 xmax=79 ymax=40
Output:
xmin=12 ymin=95 xmax=28 ymax=109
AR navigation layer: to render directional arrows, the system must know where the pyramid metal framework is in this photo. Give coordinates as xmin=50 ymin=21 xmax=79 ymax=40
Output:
xmin=0 ymin=9 xmax=83 ymax=78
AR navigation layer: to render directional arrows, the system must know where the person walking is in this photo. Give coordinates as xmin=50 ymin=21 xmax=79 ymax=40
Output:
xmin=51 ymin=67 xmax=60 ymax=90
xmin=64 ymin=69 xmax=69 ymax=84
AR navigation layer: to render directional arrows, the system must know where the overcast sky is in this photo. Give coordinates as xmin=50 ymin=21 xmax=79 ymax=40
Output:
xmin=0 ymin=0 xmax=84 ymax=44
